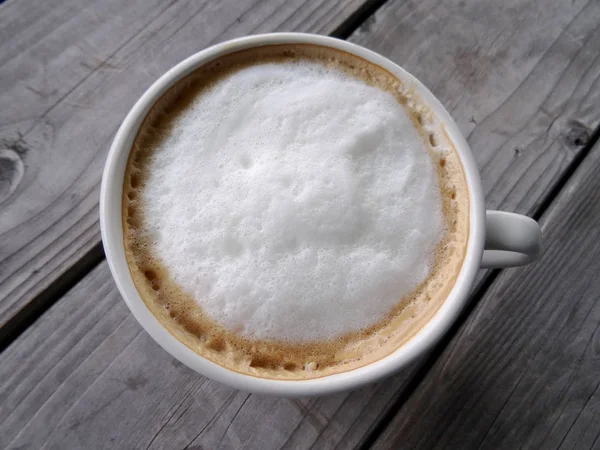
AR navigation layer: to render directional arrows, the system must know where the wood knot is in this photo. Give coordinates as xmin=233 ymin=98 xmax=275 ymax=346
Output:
xmin=0 ymin=140 xmax=27 ymax=204
xmin=564 ymin=120 xmax=591 ymax=149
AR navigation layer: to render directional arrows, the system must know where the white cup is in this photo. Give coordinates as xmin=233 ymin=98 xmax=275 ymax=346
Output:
xmin=100 ymin=33 xmax=542 ymax=396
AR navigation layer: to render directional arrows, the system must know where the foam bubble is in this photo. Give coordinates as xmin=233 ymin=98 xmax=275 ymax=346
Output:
xmin=139 ymin=61 xmax=444 ymax=342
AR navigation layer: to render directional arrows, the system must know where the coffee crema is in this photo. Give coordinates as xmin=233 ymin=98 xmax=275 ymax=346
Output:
xmin=123 ymin=44 xmax=469 ymax=379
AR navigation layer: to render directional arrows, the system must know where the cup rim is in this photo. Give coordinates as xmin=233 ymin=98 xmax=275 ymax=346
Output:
xmin=100 ymin=32 xmax=485 ymax=396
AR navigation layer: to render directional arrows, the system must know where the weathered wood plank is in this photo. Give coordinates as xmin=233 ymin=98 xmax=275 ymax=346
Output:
xmin=350 ymin=0 xmax=600 ymax=215
xmin=0 ymin=261 xmax=389 ymax=449
xmin=0 ymin=0 xmax=375 ymax=340
xmin=0 ymin=259 xmax=424 ymax=450
xmin=372 ymin=138 xmax=600 ymax=449
xmin=317 ymin=0 xmax=600 ymax=446
xmin=3 ymin=0 xmax=600 ymax=448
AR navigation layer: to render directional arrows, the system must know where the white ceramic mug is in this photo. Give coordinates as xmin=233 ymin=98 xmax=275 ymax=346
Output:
xmin=100 ymin=33 xmax=542 ymax=396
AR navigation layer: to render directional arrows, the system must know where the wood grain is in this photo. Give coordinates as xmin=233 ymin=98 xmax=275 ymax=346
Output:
xmin=0 ymin=261 xmax=412 ymax=450
xmin=3 ymin=0 xmax=600 ymax=448
xmin=323 ymin=0 xmax=600 ymax=445
xmin=350 ymin=0 xmax=600 ymax=215
xmin=372 ymin=137 xmax=600 ymax=449
xmin=0 ymin=0 xmax=374 ymax=339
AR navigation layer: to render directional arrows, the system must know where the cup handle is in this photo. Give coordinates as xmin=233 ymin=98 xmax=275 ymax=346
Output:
xmin=481 ymin=211 xmax=542 ymax=269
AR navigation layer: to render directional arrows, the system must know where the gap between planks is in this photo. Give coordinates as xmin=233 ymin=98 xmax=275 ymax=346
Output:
xmin=0 ymin=0 xmax=390 ymax=352
xmin=358 ymin=122 xmax=600 ymax=450
xmin=3 ymin=0 xmax=600 ymax=447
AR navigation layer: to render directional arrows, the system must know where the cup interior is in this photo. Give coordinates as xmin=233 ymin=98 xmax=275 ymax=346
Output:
xmin=100 ymin=32 xmax=485 ymax=396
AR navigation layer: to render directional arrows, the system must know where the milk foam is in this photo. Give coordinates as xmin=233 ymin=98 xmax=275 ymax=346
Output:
xmin=139 ymin=60 xmax=445 ymax=343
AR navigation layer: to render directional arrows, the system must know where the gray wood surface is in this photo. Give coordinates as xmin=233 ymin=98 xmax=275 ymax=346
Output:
xmin=0 ymin=0 xmax=373 ymax=339
xmin=3 ymin=0 xmax=600 ymax=448
xmin=351 ymin=0 xmax=600 ymax=215
xmin=372 ymin=139 xmax=600 ymax=450
xmin=0 ymin=261 xmax=413 ymax=450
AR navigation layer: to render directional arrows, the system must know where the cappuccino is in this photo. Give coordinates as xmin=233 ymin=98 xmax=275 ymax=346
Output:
xmin=123 ymin=45 xmax=469 ymax=379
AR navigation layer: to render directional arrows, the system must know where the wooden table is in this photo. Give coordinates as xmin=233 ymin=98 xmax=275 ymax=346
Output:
xmin=2 ymin=0 xmax=600 ymax=448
